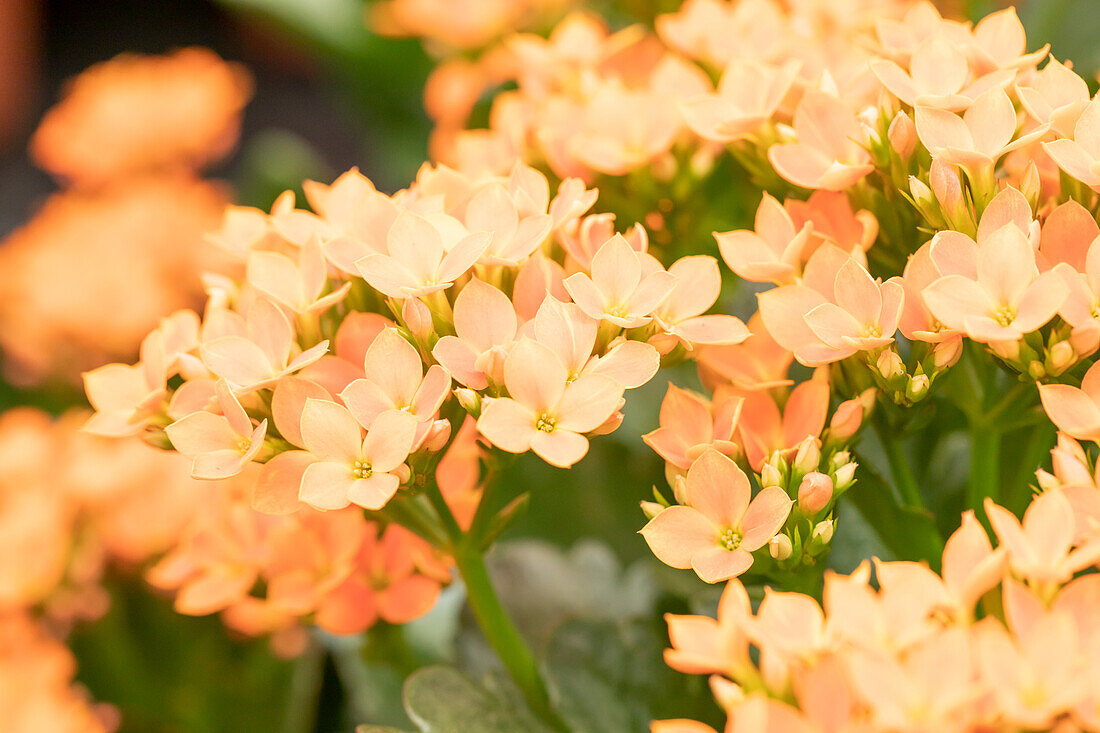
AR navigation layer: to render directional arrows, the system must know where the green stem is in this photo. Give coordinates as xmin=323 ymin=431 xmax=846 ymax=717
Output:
xmin=453 ymin=544 xmax=567 ymax=731
xmin=873 ymin=419 xmax=926 ymax=511
xmin=968 ymin=425 xmax=1001 ymax=519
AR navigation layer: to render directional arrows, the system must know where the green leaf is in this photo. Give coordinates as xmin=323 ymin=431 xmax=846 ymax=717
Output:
xmin=402 ymin=666 xmax=552 ymax=732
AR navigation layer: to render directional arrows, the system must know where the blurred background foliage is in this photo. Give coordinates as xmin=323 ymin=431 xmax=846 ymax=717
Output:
xmin=0 ymin=0 xmax=1095 ymax=731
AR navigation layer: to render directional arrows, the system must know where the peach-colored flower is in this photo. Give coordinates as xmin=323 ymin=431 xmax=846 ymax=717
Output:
xmin=1044 ymin=98 xmax=1100 ymax=191
xmin=557 ymin=213 xmax=647 ymax=272
xmin=1039 ymin=362 xmax=1100 ymax=443
xmin=922 ymin=223 xmax=1063 ymax=344
xmin=314 ymin=524 xmax=443 ymax=635
xmin=464 ymin=182 xmax=553 ymax=266
xmin=939 ymin=510 xmax=1007 ymax=621
xmin=681 ymin=59 xmax=801 ymax=143
xmin=738 ymin=376 xmax=829 ymax=471
xmin=1017 ymin=58 xmax=1090 ymax=138
xmin=165 ymin=380 xmax=267 ymax=479
xmin=246 ymin=238 xmax=350 ymax=315
xmin=299 ymin=312 xmax=390 ymax=395
xmin=200 ymin=298 xmax=329 ymax=393
xmin=530 ymin=296 xmax=659 ymax=388
xmin=640 ymin=449 xmax=792 ymax=583
xmin=341 ymin=328 xmax=451 ymax=446
xmin=355 ymin=210 xmax=490 ymax=298
xmin=652 ymin=257 xmax=750 ymax=348
xmin=915 ymin=87 xmax=1049 ymax=172
xmin=296 ymin=401 xmax=419 ymax=511
xmin=871 ymin=33 xmax=1011 ymax=110
xmin=783 ymin=190 xmax=878 ymax=257
xmin=563 ymin=234 xmax=677 ymax=328
xmin=656 ymin=0 xmax=787 ymax=68
xmin=985 ymin=491 xmax=1100 ymax=586
xmin=643 ymin=384 xmax=742 ymax=471
xmin=664 ymin=580 xmax=752 ymax=677
xmin=716 ymin=193 xmax=813 ymax=285
xmin=768 ymin=91 xmax=874 ymax=191
xmin=696 ymin=314 xmax=794 ymax=393
xmin=432 ymin=278 xmax=518 ymax=389
xmin=758 ymin=257 xmax=902 ymax=365
xmin=967 ymin=6 xmax=1049 ymax=75
xmin=30 ymin=48 xmax=251 ymax=187
xmin=83 ymin=328 xmax=171 ymax=437
xmin=476 ymin=339 xmax=623 ymax=467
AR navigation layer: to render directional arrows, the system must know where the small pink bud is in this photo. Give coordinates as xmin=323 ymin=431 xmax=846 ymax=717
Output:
xmin=1020 ymin=160 xmax=1042 ymax=213
xmin=930 ymin=159 xmax=964 ymax=213
xmin=768 ymin=533 xmax=793 ymax=561
xmin=672 ymin=474 xmax=689 ymax=505
xmin=888 ymin=111 xmax=916 ymax=159
xmin=798 ymin=472 xmax=834 ymax=514
xmin=424 ymin=419 xmax=452 ymax=452
xmin=932 ymin=337 xmax=964 ymax=369
xmin=828 ymin=399 xmax=863 ymax=442
xmin=402 ymin=297 xmax=434 ymax=339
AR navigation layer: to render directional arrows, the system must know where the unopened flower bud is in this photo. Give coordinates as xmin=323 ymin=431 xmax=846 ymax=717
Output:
xmin=876 ymin=349 xmax=905 ymax=381
xmin=1035 ymin=469 xmax=1062 ymax=493
xmin=709 ymin=676 xmax=744 ymax=710
xmin=793 ymin=437 xmax=822 ymax=475
xmin=665 ymin=475 xmax=688 ymax=509
xmin=768 ymin=533 xmax=793 ymax=561
xmin=930 ymin=159 xmax=965 ymax=220
xmin=424 ymin=419 xmax=451 ymax=452
xmin=888 ymin=111 xmax=916 ymax=159
xmin=932 ymin=337 xmax=964 ymax=369
xmin=798 ymin=472 xmax=834 ymax=514
xmin=833 ymin=461 xmax=858 ymax=490
xmin=1046 ymin=340 xmax=1076 ymax=375
xmin=829 ymin=398 xmax=864 ymax=442
xmin=1020 ymin=160 xmax=1042 ymax=213
xmin=811 ymin=518 xmax=835 ymax=545
xmin=905 ymin=373 xmax=930 ymax=402
xmin=759 ymin=456 xmax=785 ymax=489
xmin=454 ymin=388 xmax=481 ymax=417
xmin=829 ymin=450 xmax=851 ymax=472
xmin=908 ymin=176 xmax=943 ymax=227
xmin=402 ymin=297 xmax=433 ymax=339
xmin=1027 ymin=360 xmax=1046 ymax=380
xmin=989 ymin=338 xmax=1021 ymax=362
xmin=640 ymin=500 xmax=664 ymax=520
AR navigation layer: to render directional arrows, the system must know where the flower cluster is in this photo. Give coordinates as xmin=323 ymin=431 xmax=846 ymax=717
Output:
xmin=86 ymin=161 xmax=748 ymax=516
xmin=653 ymin=462 xmax=1100 ymax=732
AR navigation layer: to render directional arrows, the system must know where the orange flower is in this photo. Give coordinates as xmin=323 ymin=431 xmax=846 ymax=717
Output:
xmin=30 ymin=48 xmax=251 ymax=187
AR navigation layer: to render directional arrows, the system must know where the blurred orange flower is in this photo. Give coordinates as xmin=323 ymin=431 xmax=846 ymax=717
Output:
xmin=0 ymin=175 xmax=229 ymax=385
xmin=30 ymin=48 xmax=251 ymax=188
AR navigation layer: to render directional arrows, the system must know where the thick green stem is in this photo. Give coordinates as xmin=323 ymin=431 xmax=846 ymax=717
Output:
xmin=421 ymin=471 xmax=566 ymax=731
xmin=453 ymin=544 xmax=567 ymax=731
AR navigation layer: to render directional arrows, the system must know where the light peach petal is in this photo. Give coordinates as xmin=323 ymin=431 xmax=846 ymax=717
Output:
xmin=640 ymin=505 xmax=718 ymax=569
xmin=252 ymin=450 xmax=312 ymax=515
xmin=503 ymin=339 xmax=567 ymax=412
xmin=454 ymin=278 xmax=517 ymax=351
xmin=691 ymin=546 xmax=753 ymax=583
xmin=685 ymin=449 xmax=751 ymax=528
xmin=922 ymin=276 xmax=993 ymax=332
xmin=476 ymin=397 xmax=537 ymax=453
xmin=432 ymin=336 xmax=487 ymax=389
xmin=530 ymin=428 xmax=590 ymax=468
xmin=165 ymin=411 xmax=238 ymax=457
xmin=361 ymin=409 xmax=418 ymax=472
xmin=299 ymin=460 xmax=356 ymax=510
xmin=740 ymin=487 xmax=793 ymax=550
xmin=555 ymin=374 xmax=623 ymax=433
xmin=271 ymin=377 xmax=330 ymax=448
xmin=347 ymin=473 xmax=402 ymax=510
xmin=299 ymin=398 xmax=362 ymax=461
xmin=377 ymin=576 xmax=441 ymax=624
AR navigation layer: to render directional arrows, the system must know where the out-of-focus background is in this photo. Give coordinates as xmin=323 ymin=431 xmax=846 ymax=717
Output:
xmin=0 ymin=1 xmax=1096 ymax=731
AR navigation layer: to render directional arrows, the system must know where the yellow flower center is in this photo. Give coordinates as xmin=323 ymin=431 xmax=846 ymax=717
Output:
xmin=860 ymin=324 xmax=882 ymax=338
xmin=720 ymin=528 xmax=742 ymax=551
xmin=236 ymin=436 xmax=251 ymax=454
xmin=352 ymin=459 xmax=373 ymax=479
xmin=606 ymin=304 xmax=628 ymax=319
xmin=993 ymin=304 xmax=1016 ymax=327
xmin=536 ymin=413 xmax=556 ymax=433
